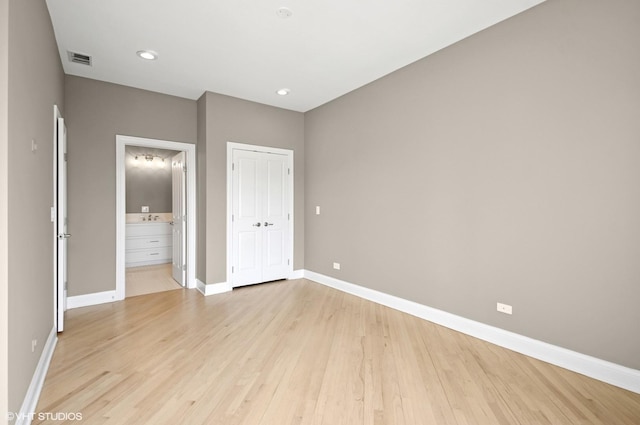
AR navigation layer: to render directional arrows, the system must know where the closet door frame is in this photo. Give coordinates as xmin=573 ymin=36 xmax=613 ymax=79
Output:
xmin=226 ymin=142 xmax=294 ymax=287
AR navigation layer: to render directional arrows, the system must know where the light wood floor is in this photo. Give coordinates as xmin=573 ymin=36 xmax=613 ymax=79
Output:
xmin=35 ymin=279 xmax=640 ymax=424
xmin=125 ymin=264 xmax=182 ymax=298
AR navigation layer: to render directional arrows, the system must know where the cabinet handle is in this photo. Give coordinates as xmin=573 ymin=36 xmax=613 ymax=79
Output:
xmin=150 ymin=253 xmax=159 ymax=256
xmin=149 ymin=240 xmax=160 ymax=243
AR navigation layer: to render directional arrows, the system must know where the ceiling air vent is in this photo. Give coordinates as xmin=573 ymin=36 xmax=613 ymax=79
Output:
xmin=67 ymin=51 xmax=92 ymax=66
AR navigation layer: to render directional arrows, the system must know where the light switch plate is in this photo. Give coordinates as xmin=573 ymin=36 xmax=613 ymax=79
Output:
xmin=141 ymin=206 xmax=149 ymax=213
xmin=497 ymin=302 xmax=513 ymax=315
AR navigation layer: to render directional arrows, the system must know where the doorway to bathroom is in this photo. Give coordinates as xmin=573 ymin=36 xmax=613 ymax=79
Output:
xmin=124 ymin=146 xmax=181 ymax=297
xmin=115 ymin=135 xmax=197 ymax=301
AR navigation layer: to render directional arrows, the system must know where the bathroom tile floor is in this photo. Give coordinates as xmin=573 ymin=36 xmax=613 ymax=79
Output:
xmin=125 ymin=263 xmax=182 ymax=298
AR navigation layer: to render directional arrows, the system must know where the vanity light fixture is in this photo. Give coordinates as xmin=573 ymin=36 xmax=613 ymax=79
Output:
xmin=276 ymin=88 xmax=290 ymax=96
xmin=136 ymin=50 xmax=158 ymax=60
xmin=134 ymin=154 xmax=166 ymax=167
xmin=134 ymin=154 xmax=157 ymax=162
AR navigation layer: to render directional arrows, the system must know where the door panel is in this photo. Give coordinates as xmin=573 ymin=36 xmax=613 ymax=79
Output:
xmin=265 ymin=230 xmax=284 ymax=266
xmin=262 ymin=156 xmax=289 ymax=281
xmin=171 ymin=152 xmax=186 ymax=286
xmin=266 ymin=159 xmax=285 ymax=217
xmin=238 ymin=158 xmax=259 ymax=219
xmin=56 ymin=113 xmax=68 ymax=332
xmin=233 ymin=151 xmax=264 ymax=285
xmin=238 ymin=231 xmax=259 ymax=270
xmin=232 ymin=148 xmax=291 ymax=287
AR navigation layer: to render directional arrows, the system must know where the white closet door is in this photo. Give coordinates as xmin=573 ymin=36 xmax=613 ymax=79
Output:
xmin=232 ymin=149 xmax=290 ymax=287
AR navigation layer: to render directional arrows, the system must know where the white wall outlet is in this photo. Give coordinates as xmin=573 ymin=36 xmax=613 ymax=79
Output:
xmin=141 ymin=206 xmax=149 ymax=213
xmin=316 ymin=206 xmax=320 ymax=215
xmin=497 ymin=302 xmax=513 ymax=315
xmin=31 ymin=339 xmax=37 ymax=353
xmin=333 ymin=262 xmax=340 ymax=270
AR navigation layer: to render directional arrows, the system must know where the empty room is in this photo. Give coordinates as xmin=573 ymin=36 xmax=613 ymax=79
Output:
xmin=1 ymin=0 xmax=639 ymax=424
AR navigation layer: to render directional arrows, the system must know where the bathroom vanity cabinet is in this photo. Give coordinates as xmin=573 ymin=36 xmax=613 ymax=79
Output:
xmin=125 ymin=222 xmax=173 ymax=267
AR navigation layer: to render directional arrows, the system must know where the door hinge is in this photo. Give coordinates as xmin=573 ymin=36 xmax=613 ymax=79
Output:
xmin=287 ymin=259 xmax=290 ymax=266
xmin=232 ymin=266 xmax=235 ymax=273
xmin=183 ymin=164 xmax=186 ymax=173
xmin=288 ymin=168 xmax=290 ymax=175
xmin=64 ymin=152 xmax=68 ymax=162
xmin=288 ymin=213 xmax=290 ymax=220
xmin=232 ymin=214 xmax=234 ymax=222
xmin=232 ymin=163 xmax=235 ymax=171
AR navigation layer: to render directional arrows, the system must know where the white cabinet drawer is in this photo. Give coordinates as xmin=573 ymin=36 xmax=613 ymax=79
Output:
xmin=125 ymin=223 xmax=173 ymax=267
xmin=126 ymin=223 xmax=172 ymax=237
xmin=125 ymin=247 xmax=172 ymax=266
xmin=126 ymin=235 xmax=172 ymax=250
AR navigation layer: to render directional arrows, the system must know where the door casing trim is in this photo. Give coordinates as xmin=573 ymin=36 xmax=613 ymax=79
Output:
xmin=116 ymin=135 xmax=197 ymax=300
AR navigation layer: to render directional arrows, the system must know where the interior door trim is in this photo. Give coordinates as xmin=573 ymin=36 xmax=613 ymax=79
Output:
xmin=226 ymin=142 xmax=294 ymax=287
xmin=115 ymin=135 xmax=197 ymax=300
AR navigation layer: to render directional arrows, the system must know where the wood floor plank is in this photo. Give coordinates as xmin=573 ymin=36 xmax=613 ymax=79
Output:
xmin=33 ymin=279 xmax=640 ymax=424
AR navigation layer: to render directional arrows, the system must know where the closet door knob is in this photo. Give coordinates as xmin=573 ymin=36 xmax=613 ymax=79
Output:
xmin=264 ymin=222 xmax=274 ymax=227
xmin=253 ymin=222 xmax=262 ymax=227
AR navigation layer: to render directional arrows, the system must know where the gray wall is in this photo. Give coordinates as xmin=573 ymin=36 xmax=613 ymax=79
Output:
xmin=196 ymin=95 xmax=207 ymax=282
xmin=3 ymin=5 xmax=636 ymax=418
xmin=6 ymin=0 xmax=65 ymax=416
xmin=65 ymin=76 xmax=197 ymax=296
xmin=125 ymin=147 xmax=177 ymax=214
xmin=304 ymin=0 xmax=640 ymax=369
xmin=201 ymin=92 xmax=305 ymax=284
xmin=0 ymin=0 xmax=8 ymax=417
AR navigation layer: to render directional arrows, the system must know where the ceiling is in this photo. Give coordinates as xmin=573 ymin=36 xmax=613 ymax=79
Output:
xmin=45 ymin=0 xmax=545 ymax=112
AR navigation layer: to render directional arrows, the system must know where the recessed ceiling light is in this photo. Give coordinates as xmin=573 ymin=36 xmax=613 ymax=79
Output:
xmin=136 ymin=50 xmax=158 ymax=60
xmin=276 ymin=7 xmax=293 ymax=19
xmin=276 ymin=88 xmax=290 ymax=96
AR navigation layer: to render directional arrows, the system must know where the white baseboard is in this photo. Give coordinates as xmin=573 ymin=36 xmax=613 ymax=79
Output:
xmin=67 ymin=290 xmax=117 ymax=309
xmin=16 ymin=326 xmax=57 ymax=425
xmin=196 ymin=272 xmax=303 ymax=296
xmin=303 ymin=270 xmax=640 ymax=394
xmin=196 ymin=279 xmax=232 ymax=296
xmin=288 ymin=269 xmax=305 ymax=280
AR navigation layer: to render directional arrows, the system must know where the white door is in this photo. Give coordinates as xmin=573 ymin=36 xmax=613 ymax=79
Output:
xmin=231 ymin=149 xmax=291 ymax=287
xmin=171 ymin=151 xmax=186 ymax=286
xmin=55 ymin=113 xmax=69 ymax=332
